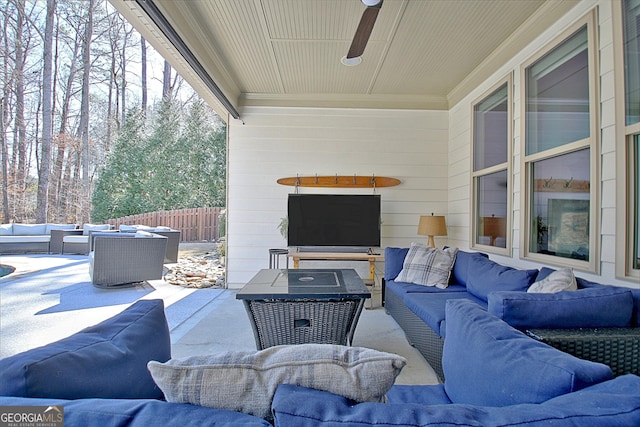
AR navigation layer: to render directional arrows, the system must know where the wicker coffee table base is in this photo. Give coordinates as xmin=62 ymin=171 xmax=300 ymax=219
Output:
xmin=243 ymin=298 xmax=365 ymax=350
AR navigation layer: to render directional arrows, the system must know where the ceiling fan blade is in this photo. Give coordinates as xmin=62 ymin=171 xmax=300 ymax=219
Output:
xmin=346 ymin=1 xmax=382 ymax=59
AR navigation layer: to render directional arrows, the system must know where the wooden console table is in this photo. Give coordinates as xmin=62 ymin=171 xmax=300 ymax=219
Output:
xmin=287 ymin=252 xmax=383 ymax=285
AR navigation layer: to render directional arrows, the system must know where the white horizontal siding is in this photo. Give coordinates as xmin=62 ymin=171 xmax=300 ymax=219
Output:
xmin=227 ymin=106 xmax=448 ymax=287
xmin=447 ymin=0 xmax=636 ymax=287
xmin=225 ymin=0 xmax=636 ymax=289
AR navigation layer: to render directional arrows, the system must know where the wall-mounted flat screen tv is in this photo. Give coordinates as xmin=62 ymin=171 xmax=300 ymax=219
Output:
xmin=287 ymin=194 xmax=381 ymax=248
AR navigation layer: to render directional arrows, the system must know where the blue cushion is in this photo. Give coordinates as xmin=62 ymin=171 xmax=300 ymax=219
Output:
xmin=403 ymin=292 xmax=483 ymax=336
xmin=442 ymin=299 xmax=613 ymax=406
xmin=0 ymin=396 xmax=272 ymax=427
xmin=465 ymin=256 xmax=538 ymax=302
xmin=0 ymin=299 xmax=170 ymax=399
xmin=384 ymin=247 xmax=409 ymax=280
xmin=488 ymin=287 xmax=634 ymax=329
xmin=386 ymin=247 xmax=488 ymax=288
xmin=539 ymin=267 xmax=640 ymax=327
xmin=386 ymin=384 xmax=451 ymax=405
xmin=271 ymin=376 xmax=640 ymax=426
xmin=387 ymin=280 xmax=466 ymax=295
xmin=449 ymin=250 xmax=488 ymax=286
xmin=578 ymin=277 xmax=640 ymax=327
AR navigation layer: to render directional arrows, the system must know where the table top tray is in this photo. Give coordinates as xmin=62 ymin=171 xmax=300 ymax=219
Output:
xmin=236 ymin=269 xmax=370 ymax=300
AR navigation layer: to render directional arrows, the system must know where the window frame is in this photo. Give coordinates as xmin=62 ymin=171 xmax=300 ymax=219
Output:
xmin=520 ymin=11 xmax=600 ymax=273
xmin=470 ymin=75 xmax=512 ymax=255
xmin=614 ymin=0 xmax=640 ymax=281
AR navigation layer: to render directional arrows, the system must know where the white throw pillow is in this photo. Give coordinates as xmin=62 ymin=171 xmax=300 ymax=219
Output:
xmin=148 ymin=344 xmax=406 ymax=419
xmin=82 ymin=223 xmax=111 ymax=235
xmin=13 ymin=223 xmax=46 ymax=235
xmin=395 ymin=243 xmax=458 ymax=289
xmin=527 ymin=268 xmax=578 ymax=293
xmin=0 ymin=224 xmax=13 ymax=235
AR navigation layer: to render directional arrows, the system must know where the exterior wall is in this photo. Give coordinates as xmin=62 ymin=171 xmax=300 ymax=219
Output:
xmin=448 ymin=0 xmax=637 ymax=288
xmin=226 ymin=107 xmax=448 ymax=287
xmin=226 ymin=0 xmax=637 ymax=290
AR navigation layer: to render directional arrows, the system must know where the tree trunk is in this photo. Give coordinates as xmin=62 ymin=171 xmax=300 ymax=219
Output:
xmin=0 ymin=100 xmax=9 ymax=223
xmin=1 ymin=0 xmax=12 ymax=222
xmin=163 ymin=60 xmax=172 ymax=100
xmin=141 ymin=36 xmax=147 ymax=112
xmin=79 ymin=0 xmax=94 ymax=224
xmin=52 ymin=16 xmax=81 ymax=221
xmin=14 ymin=0 xmax=27 ymax=221
xmin=120 ymin=30 xmax=126 ymax=127
xmin=37 ymin=0 xmax=56 ymax=223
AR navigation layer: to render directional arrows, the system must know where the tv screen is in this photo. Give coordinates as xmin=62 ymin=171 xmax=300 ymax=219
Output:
xmin=287 ymin=194 xmax=381 ymax=248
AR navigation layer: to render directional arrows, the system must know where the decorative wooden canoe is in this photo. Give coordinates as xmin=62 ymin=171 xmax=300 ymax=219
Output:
xmin=277 ymin=175 xmax=401 ymax=188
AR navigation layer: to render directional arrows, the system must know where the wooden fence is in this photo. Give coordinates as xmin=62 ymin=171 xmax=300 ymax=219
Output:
xmin=105 ymin=207 xmax=224 ymax=242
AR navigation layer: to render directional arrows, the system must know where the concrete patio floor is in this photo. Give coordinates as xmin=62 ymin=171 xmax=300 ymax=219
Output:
xmin=0 ymin=252 xmax=438 ymax=385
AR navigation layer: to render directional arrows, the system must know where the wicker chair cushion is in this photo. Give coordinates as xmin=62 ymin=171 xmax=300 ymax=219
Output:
xmin=12 ymin=223 xmax=46 ymax=235
xmin=82 ymin=223 xmax=111 ymax=235
xmin=443 ymin=300 xmax=613 ymax=407
xmin=44 ymin=223 xmax=76 ymax=234
xmin=395 ymin=243 xmax=458 ymax=289
xmin=148 ymin=344 xmax=406 ymax=419
xmin=528 ymin=268 xmax=578 ymax=293
xmin=120 ymin=224 xmax=172 ymax=232
xmin=0 ymin=300 xmax=170 ymax=400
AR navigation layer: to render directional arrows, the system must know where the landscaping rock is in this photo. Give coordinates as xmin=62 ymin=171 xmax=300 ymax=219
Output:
xmin=164 ymin=251 xmax=225 ymax=288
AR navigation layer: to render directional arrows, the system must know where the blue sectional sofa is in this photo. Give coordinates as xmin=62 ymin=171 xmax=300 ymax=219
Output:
xmin=1 ymin=298 xmax=639 ymax=425
xmin=384 ymin=246 xmax=640 ymax=381
xmin=0 ymin=300 xmax=270 ymax=427
xmin=272 ymin=300 xmax=640 ymax=426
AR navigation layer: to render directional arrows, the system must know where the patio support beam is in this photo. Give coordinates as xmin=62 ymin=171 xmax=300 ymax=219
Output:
xmin=133 ymin=0 xmax=241 ymax=120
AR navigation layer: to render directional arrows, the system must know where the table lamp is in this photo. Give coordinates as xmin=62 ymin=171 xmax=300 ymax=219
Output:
xmin=482 ymin=215 xmax=506 ymax=246
xmin=418 ymin=214 xmax=447 ymax=248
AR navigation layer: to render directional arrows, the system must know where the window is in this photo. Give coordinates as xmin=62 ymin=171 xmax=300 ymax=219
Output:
xmin=633 ymin=136 xmax=640 ymax=270
xmin=522 ymin=13 xmax=599 ymax=272
xmin=471 ymin=78 xmax=511 ymax=253
xmin=529 ymin=149 xmax=590 ymax=260
xmin=616 ymin=0 xmax=640 ymax=280
xmin=623 ymin=0 xmax=640 ymax=126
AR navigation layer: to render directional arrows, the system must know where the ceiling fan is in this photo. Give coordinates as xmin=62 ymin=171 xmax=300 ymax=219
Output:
xmin=344 ymin=0 xmax=383 ymax=64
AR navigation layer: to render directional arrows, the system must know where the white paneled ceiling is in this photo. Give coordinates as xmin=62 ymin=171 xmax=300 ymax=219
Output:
xmin=111 ymin=0 xmax=579 ymax=119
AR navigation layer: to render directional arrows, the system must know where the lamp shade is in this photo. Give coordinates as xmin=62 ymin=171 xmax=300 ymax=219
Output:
xmin=417 ymin=215 xmax=447 ymax=247
xmin=482 ymin=216 xmax=506 ymax=246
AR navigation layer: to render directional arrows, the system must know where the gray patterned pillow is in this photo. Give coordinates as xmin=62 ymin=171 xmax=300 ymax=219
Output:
xmin=528 ymin=268 xmax=578 ymax=293
xmin=395 ymin=243 xmax=458 ymax=288
xmin=148 ymin=344 xmax=406 ymax=419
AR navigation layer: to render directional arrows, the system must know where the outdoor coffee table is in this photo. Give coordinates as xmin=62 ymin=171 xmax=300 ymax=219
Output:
xmin=236 ymin=268 xmax=371 ymax=350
